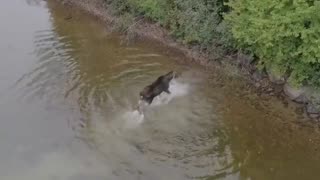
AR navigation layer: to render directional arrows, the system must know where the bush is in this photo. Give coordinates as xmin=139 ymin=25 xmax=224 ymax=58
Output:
xmin=225 ymin=0 xmax=320 ymax=87
xmin=129 ymin=0 xmax=172 ymax=25
xmin=170 ymin=0 xmax=223 ymax=46
xmin=104 ymin=0 xmax=234 ymax=52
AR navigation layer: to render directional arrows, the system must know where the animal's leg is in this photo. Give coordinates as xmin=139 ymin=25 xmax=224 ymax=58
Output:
xmin=164 ymin=88 xmax=171 ymax=94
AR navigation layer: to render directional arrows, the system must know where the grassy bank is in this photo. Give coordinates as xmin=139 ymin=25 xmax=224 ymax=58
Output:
xmin=106 ymin=0 xmax=320 ymax=89
xmin=105 ymin=0 xmax=235 ymax=58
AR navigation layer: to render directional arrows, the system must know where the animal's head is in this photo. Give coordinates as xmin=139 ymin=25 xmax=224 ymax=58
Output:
xmin=163 ymin=71 xmax=180 ymax=81
xmin=172 ymin=71 xmax=181 ymax=78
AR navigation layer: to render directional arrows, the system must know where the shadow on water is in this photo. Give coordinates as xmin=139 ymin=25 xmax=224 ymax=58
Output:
xmin=6 ymin=0 xmax=320 ymax=179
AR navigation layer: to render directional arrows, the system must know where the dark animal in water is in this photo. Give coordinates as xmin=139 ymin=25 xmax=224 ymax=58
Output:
xmin=139 ymin=71 xmax=178 ymax=105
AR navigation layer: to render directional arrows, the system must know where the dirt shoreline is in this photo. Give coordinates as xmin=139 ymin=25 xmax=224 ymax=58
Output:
xmin=57 ymin=0 xmax=213 ymax=66
xmin=54 ymin=0 xmax=320 ymax=120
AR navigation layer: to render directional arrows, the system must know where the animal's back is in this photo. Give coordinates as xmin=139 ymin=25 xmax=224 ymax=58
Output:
xmin=139 ymin=71 xmax=177 ymax=105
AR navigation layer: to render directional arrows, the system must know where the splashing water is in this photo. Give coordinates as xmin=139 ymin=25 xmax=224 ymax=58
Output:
xmin=151 ymin=79 xmax=189 ymax=106
xmin=123 ymin=110 xmax=145 ymax=129
xmin=123 ymin=79 xmax=189 ymax=128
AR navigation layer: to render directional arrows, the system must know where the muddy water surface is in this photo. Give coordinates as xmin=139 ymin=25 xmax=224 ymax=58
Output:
xmin=1 ymin=0 xmax=320 ymax=180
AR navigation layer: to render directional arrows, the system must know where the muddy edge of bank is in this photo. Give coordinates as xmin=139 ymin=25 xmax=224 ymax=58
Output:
xmin=54 ymin=0 xmax=320 ymax=120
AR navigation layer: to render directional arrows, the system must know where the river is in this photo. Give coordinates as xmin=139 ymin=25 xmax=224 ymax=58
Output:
xmin=1 ymin=0 xmax=320 ymax=180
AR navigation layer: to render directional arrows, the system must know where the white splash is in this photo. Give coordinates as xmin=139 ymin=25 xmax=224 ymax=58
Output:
xmin=151 ymin=79 xmax=189 ymax=106
xmin=123 ymin=110 xmax=145 ymax=129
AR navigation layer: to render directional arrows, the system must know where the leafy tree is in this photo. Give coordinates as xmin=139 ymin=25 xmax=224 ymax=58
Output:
xmin=225 ymin=0 xmax=320 ymax=87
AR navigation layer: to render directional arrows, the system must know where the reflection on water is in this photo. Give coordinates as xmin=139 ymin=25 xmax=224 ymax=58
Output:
xmin=1 ymin=0 xmax=320 ymax=180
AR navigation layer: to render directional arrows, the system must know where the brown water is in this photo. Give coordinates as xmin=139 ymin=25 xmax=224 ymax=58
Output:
xmin=1 ymin=0 xmax=320 ymax=179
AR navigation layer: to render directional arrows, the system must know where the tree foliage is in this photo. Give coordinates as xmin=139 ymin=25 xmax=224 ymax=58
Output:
xmin=225 ymin=0 xmax=320 ymax=87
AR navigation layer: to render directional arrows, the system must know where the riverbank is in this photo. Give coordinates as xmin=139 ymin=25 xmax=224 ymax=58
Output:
xmin=54 ymin=0 xmax=320 ymax=119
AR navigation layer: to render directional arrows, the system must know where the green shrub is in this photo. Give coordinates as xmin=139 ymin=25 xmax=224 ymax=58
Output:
xmin=170 ymin=0 xmax=222 ymax=46
xmin=113 ymin=12 xmax=135 ymax=32
xmin=225 ymin=0 xmax=320 ymax=87
xmin=104 ymin=0 xmax=132 ymax=15
xmin=104 ymin=0 xmax=234 ymax=52
xmin=128 ymin=0 xmax=172 ymax=25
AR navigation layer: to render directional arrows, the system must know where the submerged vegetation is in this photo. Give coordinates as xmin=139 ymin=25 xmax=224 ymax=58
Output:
xmin=104 ymin=0 xmax=320 ymax=88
